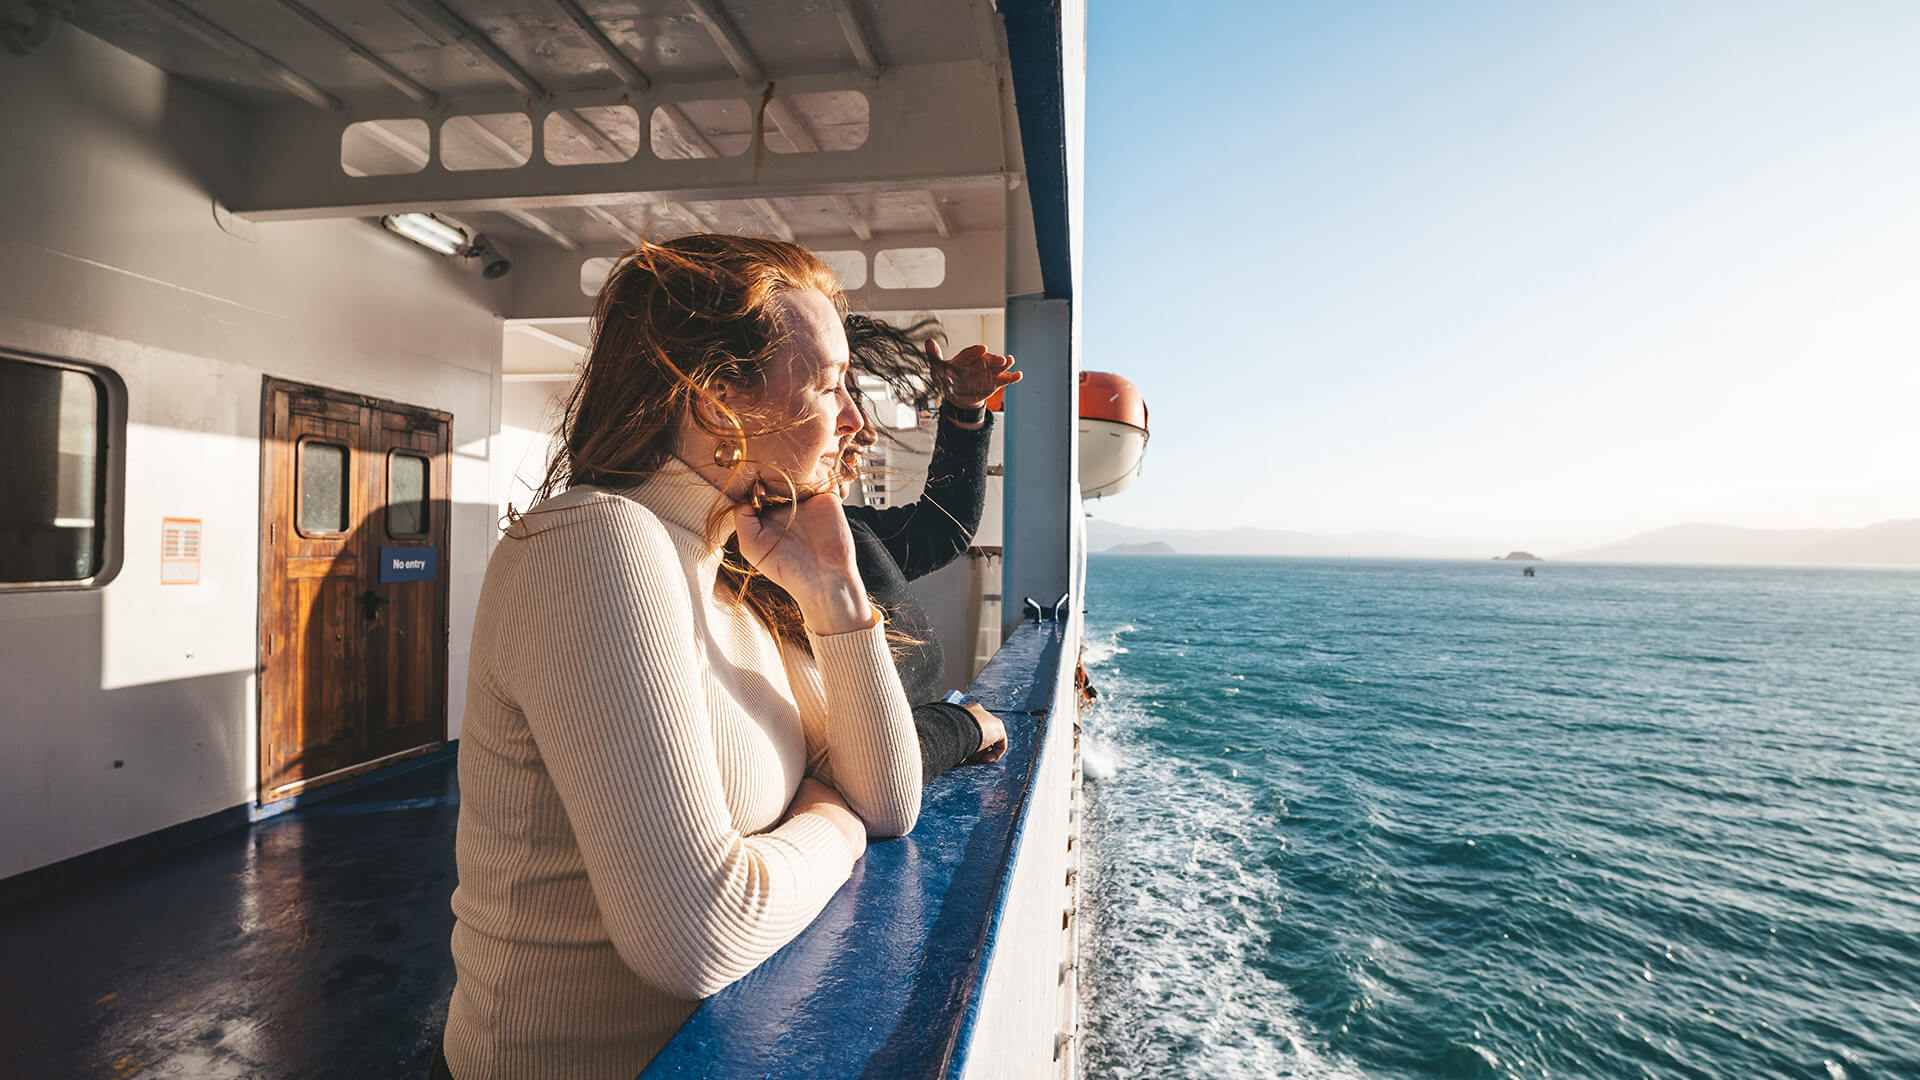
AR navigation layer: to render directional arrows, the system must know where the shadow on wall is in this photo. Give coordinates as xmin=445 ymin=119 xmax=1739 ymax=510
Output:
xmin=0 ymin=582 xmax=253 ymax=880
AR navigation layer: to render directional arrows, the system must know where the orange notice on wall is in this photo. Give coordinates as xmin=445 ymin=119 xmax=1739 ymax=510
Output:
xmin=162 ymin=518 xmax=201 ymax=585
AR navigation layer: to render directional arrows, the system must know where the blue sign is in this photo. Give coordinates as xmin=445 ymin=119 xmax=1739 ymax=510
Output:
xmin=379 ymin=546 xmax=437 ymax=583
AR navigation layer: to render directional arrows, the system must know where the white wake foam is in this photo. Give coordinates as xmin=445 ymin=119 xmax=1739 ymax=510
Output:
xmin=1078 ymin=631 xmax=1372 ymax=1079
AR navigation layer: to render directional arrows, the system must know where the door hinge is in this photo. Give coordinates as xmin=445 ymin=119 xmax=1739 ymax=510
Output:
xmin=269 ymin=522 xmax=276 ymax=544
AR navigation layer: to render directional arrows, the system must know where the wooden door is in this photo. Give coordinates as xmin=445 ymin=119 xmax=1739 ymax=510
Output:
xmin=259 ymin=378 xmax=451 ymax=801
xmin=363 ymin=406 xmax=451 ymax=762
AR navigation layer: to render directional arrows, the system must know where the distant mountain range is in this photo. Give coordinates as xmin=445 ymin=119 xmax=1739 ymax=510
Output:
xmin=1086 ymin=520 xmax=1492 ymax=559
xmin=1087 ymin=518 xmax=1920 ymax=566
xmin=1565 ymin=520 xmax=1920 ymax=565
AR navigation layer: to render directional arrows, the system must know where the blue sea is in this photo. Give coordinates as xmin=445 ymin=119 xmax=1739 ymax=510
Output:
xmin=1077 ymin=555 xmax=1920 ymax=1080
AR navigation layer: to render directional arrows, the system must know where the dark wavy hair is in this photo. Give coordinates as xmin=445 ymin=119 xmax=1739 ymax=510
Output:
xmin=845 ymin=313 xmax=951 ymax=407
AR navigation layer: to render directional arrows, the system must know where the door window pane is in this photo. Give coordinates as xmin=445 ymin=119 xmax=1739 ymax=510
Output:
xmin=299 ymin=442 xmax=349 ymax=534
xmin=390 ymin=453 xmax=429 ymax=536
xmin=0 ymin=358 xmax=104 ymax=582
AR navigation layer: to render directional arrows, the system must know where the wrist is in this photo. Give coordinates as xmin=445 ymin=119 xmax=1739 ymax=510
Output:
xmin=796 ymin=576 xmax=876 ymax=635
xmin=941 ymin=400 xmax=988 ymax=427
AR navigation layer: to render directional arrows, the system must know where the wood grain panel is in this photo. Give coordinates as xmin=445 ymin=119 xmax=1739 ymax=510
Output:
xmin=259 ymin=377 xmax=451 ymax=802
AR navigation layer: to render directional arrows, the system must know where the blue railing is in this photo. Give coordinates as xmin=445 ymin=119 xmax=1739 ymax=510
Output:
xmin=639 ymin=619 xmax=1068 ymax=1079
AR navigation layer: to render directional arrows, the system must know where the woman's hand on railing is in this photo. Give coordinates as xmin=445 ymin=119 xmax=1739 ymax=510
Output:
xmin=963 ymin=703 xmax=1008 ymax=764
xmin=787 ymin=777 xmax=868 ymax=859
xmin=734 ymin=484 xmax=874 ymax=635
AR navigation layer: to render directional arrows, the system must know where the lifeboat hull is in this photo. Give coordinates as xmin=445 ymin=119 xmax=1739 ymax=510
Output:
xmin=1079 ymin=417 xmax=1148 ymax=499
xmin=1076 ymin=370 xmax=1148 ymax=500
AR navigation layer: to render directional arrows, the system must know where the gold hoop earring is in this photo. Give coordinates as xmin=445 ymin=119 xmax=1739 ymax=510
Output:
xmin=713 ymin=441 xmax=744 ymax=469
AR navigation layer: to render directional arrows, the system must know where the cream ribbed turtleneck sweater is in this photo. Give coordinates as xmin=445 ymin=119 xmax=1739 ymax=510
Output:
xmin=443 ymin=458 xmax=921 ymax=1080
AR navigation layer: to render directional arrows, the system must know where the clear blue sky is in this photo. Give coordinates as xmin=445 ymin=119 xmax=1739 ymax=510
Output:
xmin=1083 ymin=1 xmax=1920 ymax=548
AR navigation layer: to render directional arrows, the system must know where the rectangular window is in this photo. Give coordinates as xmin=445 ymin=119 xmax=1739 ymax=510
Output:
xmin=0 ymin=350 xmax=122 ymax=587
xmin=389 ymin=452 xmax=429 ymax=537
xmin=299 ymin=440 xmax=350 ymax=535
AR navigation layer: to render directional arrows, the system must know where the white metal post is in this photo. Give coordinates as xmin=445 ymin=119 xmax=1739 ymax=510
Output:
xmin=1000 ymin=294 xmax=1077 ymax=640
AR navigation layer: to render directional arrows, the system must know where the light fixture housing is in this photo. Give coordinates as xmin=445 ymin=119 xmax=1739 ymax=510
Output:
xmin=466 ymin=233 xmax=513 ymax=279
xmin=380 ymin=212 xmax=468 ymax=255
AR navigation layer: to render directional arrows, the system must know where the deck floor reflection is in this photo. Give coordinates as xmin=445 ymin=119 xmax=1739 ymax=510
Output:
xmin=0 ymin=760 xmax=460 ymax=1080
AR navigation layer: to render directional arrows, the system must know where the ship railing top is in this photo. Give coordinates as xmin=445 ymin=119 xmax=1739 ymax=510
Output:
xmin=638 ymin=617 xmax=1070 ymax=1079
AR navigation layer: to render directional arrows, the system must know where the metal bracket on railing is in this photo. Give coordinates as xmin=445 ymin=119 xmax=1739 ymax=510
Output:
xmin=1023 ymin=592 xmax=1074 ymax=623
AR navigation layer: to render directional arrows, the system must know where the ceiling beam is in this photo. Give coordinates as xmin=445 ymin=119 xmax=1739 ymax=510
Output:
xmin=453 ymin=113 xmax=531 ymax=166
xmin=507 ymin=321 xmax=589 ymax=356
xmin=582 ymin=205 xmax=640 ymax=246
xmin=824 ymin=0 xmax=884 ymax=79
xmin=763 ymin=98 xmax=817 ymax=152
xmin=916 ymin=190 xmax=953 ymax=239
xmin=659 ymin=201 xmax=713 ymax=234
xmin=359 ymin=119 xmax=431 ymax=168
xmin=401 ymin=0 xmax=547 ymax=99
xmin=271 ymin=0 xmax=436 ymax=107
xmin=832 ymin=196 xmax=872 ymax=242
xmin=508 ymin=228 xmax=1008 ymax=320
xmin=548 ymin=106 xmax=631 ymax=163
xmin=683 ymin=0 xmax=764 ymax=86
xmin=233 ymin=64 xmax=1010 ymax=219
xmin=652 ymin=102 xmax=722 ymax=160
xmin=753 ymin=101 xmax=875 ymax=243
xmin=653 ymin=101 xmax=798 ymax=243
xmin=747 ymin=199 xmax=795 ymax=242
xmin=550 ymin=0 xmax=650 ymax=90
xmin=134 ymin=0 xmax=340 ymax=110
xmin=504 ymin=208 xmax=578 ymax=250
xmin=449 ymin=117 xmax=580 ymax=249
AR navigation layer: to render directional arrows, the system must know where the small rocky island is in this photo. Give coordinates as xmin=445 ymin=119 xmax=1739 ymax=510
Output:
xmin=1494 ymin=551 xmax=1543 ymax=561
xmin=1108 ymin=541 xmax=1177 ymax=554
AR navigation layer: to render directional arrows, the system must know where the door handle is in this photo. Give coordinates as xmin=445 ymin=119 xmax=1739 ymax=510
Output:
xmin=358 ymin=589 xmax=391 ymax=622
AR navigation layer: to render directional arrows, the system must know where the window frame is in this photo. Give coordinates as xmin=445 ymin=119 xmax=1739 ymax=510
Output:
xmin=386 ymin=449 xmax=431 ymax=539
xmin=294 ymin=437 xmax=353 ymax=539
xmin=0 ymin=347 xmax=127 ymax=592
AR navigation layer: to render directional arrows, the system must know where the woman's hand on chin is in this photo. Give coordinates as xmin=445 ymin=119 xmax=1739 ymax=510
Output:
xmin=733 ymin=481 xmax=874 ymax=634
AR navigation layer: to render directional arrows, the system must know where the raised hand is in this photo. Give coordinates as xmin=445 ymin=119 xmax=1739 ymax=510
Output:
xmin=929 ymin=340 xmax=1022 ymax=410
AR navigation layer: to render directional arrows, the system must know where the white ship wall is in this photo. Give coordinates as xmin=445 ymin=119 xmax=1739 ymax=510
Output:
xmin=0 ymin=26 xmax=507 ymax=878
xmin=497 ymin=376 xmax=573 ymax=521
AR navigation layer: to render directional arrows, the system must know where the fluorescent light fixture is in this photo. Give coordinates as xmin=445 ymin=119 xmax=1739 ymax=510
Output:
xmin=381 ymin=212 xmax=468 ymax=255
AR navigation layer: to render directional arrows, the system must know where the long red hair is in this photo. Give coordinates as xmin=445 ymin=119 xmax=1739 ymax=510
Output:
xmin=534 ymin=234 xmax=849 ymax=646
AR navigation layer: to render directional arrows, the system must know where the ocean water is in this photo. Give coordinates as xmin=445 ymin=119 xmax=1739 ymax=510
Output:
xmin=1077 ymin=555 xmax=1920 ymax=1080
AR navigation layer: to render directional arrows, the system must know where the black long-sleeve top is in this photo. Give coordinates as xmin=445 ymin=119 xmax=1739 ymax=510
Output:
xmin=843 ymin=403 xmax=993 ymax=785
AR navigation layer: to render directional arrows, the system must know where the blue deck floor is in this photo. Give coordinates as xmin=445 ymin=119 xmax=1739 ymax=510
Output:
xmin=0 ymin=759 xmax=461 ymax=1080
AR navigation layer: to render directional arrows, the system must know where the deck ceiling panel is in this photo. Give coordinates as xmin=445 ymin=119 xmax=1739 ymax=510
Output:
xmin=231 ymin=61 xmax=1009 ymax=217
xmin=57 ymin=0 xmax=1022 ymax=296
xmin=66 ymin=1 xmax=991 ymax=114
xmin=62 ymin=0 xmax=310 ymax=112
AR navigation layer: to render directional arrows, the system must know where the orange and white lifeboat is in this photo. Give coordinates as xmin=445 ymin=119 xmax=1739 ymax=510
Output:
xmin=1077 ymin=371 xmax=1149 ymax=499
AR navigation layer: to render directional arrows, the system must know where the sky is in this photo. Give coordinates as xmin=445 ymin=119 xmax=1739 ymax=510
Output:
xmin=1082 ymin=1 xmax=1920 ymax=550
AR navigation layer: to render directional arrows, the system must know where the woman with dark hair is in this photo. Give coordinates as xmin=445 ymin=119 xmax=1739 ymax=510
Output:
xmin=840 ymin=315 xmax=1020 ymax=781
xmin=442 ymin=236 xmax=927 ymax=1079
